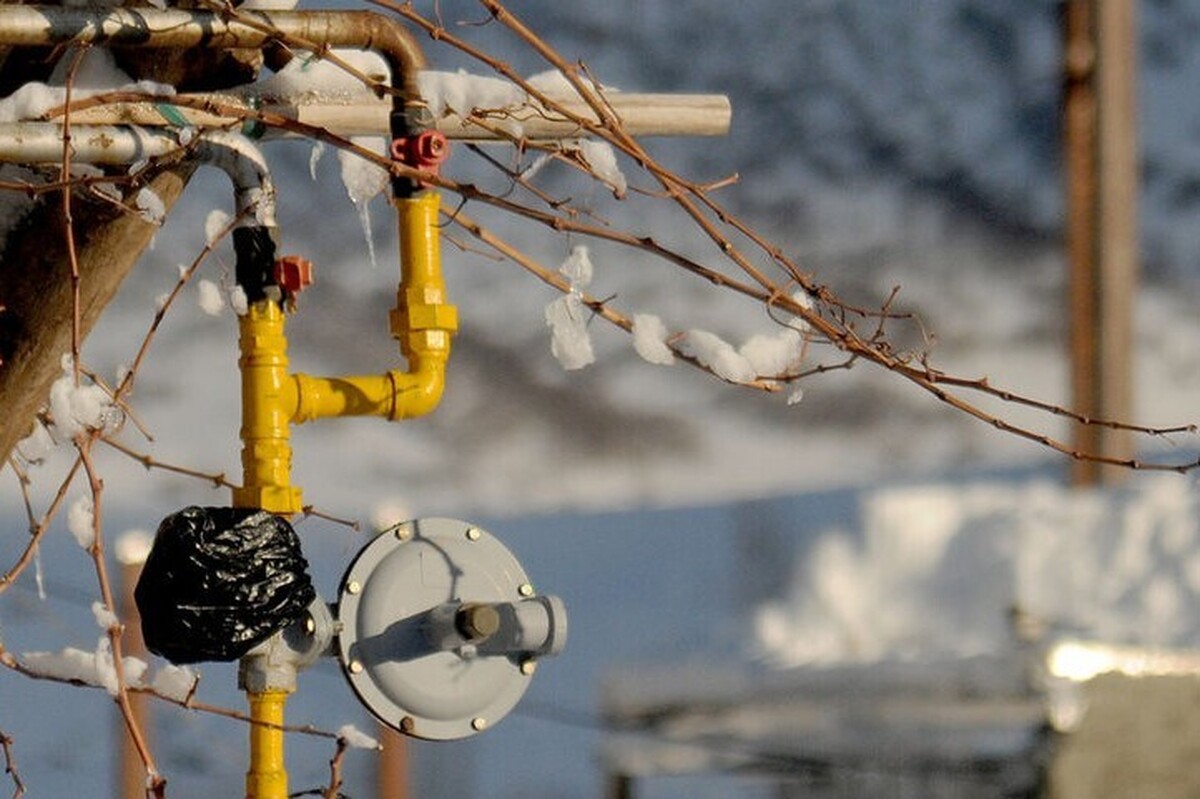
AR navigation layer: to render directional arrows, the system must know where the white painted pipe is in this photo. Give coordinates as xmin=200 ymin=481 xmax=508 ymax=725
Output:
xmin=56 ymin=91 xmax=734 ymax=140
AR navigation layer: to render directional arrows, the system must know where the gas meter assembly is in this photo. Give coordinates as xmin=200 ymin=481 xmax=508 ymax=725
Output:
xmin=136 ymin=509 xmax=567 ymax=741
xmin=0 ymin=3 xmax=727 ymax=794
xmin=337 ymin=517 xmax=566 ymax=740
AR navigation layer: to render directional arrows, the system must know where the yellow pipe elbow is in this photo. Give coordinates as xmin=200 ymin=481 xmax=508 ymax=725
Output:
xmin=387 ymin=358 xmax=448 ymax=420
xmin=235 ymin=192 xmax=455 ymax=510
xmin=245 ymin=690 xmax=289 ymax=799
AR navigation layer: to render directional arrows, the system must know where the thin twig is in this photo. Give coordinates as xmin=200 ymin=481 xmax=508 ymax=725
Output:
xmin=0 ymin=729 xmax=25 ymax=799
xmin=76 ymin=437 xmax=166 ymax=796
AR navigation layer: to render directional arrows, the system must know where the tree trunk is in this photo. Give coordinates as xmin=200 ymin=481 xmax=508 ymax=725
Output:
xmin=0 ymin=164 xmax=196 ymax=464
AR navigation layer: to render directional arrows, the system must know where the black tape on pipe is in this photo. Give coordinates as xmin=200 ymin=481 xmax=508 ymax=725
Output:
xmin=135 ymin=506 xmax=316 ymax=664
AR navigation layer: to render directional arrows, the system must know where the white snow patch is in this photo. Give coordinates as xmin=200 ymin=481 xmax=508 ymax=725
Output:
xmin=679 ymin=330 xmax=756 ymax=383
xmin=755 ymin=476 xmax=1200 ymax=668
xmin=48 ymin=357 xmax=121 ymax=440
xmin=150 ymin=664 xmax=198 ymax=702
xmin=337 ymin=724 xmax=381 ymax=750
xmin=67 ymin=495 xmax=95 ymax=550
xmin=417 ymin=69 xmax=526 ymax=119
xmin=739 ymin=329 xmax=804 ymax=377
xmin=545 ymin=246 xmax=598 ymax=370
xmin=545 ymin=295 xmax=595 ymax=370
xmin=23 ymin=637 xmax=147 ymax=697
xmin=259 ymin=49 xmax=390 ymax=104
xmin=197 ymin=279 xmax=225 ymax=316
xmin=576 ymin=139 xmax=627 ymax=195
xmin=91 ymin=601 xmax=118 ymax=631
xmin=0 ymin=49 xmax=172 ymax=123
xmin=632 ymin=313 xmax=675 ymax=365
xmin=204 ymin=209 xmax=231 ymax=245
xmin=134 ymin=187 xmax=165 ymax=225
xmin=558 ymin=245 xmax=594 ymax=289
xmin=229 ymin=285 xmax=249 ymax=316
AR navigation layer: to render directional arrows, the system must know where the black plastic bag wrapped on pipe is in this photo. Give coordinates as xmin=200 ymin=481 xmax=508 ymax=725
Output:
xmin=135 ymin=506 xmax=316 ymax=664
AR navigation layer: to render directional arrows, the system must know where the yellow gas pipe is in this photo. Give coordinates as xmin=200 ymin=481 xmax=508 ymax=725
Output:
xmin=245 ymin=691 xmax=289 ymax=799
xmin=233 ymin=190 xmax=455 ymax=799
xmin=233 ymin=190 xmax=456 ymax=515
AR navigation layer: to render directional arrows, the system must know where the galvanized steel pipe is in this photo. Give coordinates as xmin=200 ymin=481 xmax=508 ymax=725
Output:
xmin=0 ymin=122 xmax=275 ymax=225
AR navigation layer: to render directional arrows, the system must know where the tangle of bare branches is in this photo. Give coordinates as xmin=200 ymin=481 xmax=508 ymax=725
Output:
xmin=1 ymin=0 xmax=1198 ymax=794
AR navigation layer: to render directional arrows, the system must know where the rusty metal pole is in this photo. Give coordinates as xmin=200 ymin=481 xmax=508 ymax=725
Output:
xmin=376 ymin=724 xmax=410 ymax=799
xmin=1064 ymin=0 xmax=1138 ymax=486
xmin=605 ymin=773 xmax=634 ymax=799
xmin=115 ymin=530 xmax=154 ymax=799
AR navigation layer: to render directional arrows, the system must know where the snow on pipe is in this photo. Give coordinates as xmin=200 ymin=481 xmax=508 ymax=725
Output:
xmin=0 ymin=123 xmax=275 ymax=226
xmin=0 ymin=5 xmax=425 ymax=197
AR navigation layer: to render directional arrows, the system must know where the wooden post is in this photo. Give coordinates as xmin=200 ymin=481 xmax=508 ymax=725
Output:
xmin=1064 ymin=0 xmax=1138 ymax=486
xmin=115 ymin=531 xmax=154 ymax=799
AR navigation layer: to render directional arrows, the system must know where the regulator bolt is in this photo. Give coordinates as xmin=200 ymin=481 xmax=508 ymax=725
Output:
xmin=456 ymin=603 xmax=501 ymax=642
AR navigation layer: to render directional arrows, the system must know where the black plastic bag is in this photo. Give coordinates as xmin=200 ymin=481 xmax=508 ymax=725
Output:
xmin=135 ymin=506 xmax=316 ymax=664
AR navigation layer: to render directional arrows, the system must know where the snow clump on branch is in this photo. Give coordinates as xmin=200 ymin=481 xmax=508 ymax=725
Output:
xmin=48 ymin=356 xmax=122 ymax=440
xmin=545 ymin=246 xmax=596 ymax=370
xmin=632 ymin=313 xmax=675 ymax=365
xmin=68 ymin=495 xmax=95 ymax=550
xmin=22 ymin=637 xmax=147 ymax=698
xmin=197 ymin=279 xmax=225 ymax=316
xmin=337 ymin=724 xmax=381 ymax=750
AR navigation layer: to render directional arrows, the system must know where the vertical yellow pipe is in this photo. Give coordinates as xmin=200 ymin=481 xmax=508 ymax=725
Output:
xmin=392 ymin=191 xmax=456 ymax=371
xmin=232 ymin=300 xmax=302 ymax=515
xmin=245 ymin=690 xmax=289 ymax=799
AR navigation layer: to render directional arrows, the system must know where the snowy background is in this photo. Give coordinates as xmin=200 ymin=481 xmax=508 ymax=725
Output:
xmin=4 ymin=0 xmax=1200 ymax=796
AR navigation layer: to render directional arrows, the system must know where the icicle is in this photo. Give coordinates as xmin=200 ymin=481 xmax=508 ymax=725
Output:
xmin=354 ymin=200 xmax=378 ymax=270
xmin=33 ymin=544 xmax=45 ymax=601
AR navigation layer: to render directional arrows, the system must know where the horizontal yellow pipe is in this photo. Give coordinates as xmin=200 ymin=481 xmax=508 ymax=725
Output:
xmin=292 ymin=363 xmax=447 ymax=423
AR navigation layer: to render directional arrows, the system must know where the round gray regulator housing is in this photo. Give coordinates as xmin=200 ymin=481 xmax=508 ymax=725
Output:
xmin=335 ymin=517 xmax=567 ymax=740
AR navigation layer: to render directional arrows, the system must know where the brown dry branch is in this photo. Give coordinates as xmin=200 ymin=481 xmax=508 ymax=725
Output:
xmin=450 ymin=208 xmax=784 ymax=391
xmin=0 ymin=641 xmax=340 ymax=742
xmin=112 ymin=205 xmax=247 ymax=405
xmin=40 ymin=23 xmax=1200 ymax=471
xmin=0 ymin=455 xmax=83 ymax=596
xmin=299 ymin=505 xmax=362 ymax=532
xmin=325 ymin=738 xmax=348 ymax=799
xmin=76 ymin=436 xmax=166 ymax=796
xmin=0 ymin=728 xmax=24 ymax=799
xmin=102 ymin=436 xmax=235 ymax=490
xmin=5 ymin=457 xmax=34 ymax=529
xmin=378 ymin=0 xmax=1200 ymax=470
